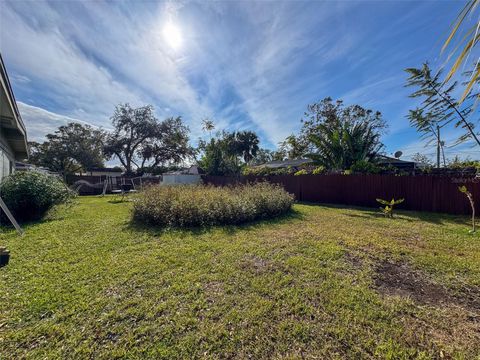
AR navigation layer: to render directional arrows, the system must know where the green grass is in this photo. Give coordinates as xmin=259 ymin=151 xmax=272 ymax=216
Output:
xmin=1 ymin=196 xmax=479 ymax=359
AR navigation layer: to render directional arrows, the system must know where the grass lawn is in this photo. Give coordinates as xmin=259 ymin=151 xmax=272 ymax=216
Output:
xmin=1 ymin=196 xmax=479 ymax=359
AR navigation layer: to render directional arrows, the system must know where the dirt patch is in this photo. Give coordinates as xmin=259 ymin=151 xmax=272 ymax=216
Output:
xmin=374 ymin=259 xmax=480 ymax=311
xmin=342 ymin=251 xmax=365 ymax=269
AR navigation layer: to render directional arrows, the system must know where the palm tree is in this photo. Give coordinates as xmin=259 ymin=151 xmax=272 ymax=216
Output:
xmin=201 ymin=118 xmax=215 ymax=139
xmin=443 ymin=0 xmax=480 ymax=103
xmin=307 ymin=119 xmax=383 ymax=170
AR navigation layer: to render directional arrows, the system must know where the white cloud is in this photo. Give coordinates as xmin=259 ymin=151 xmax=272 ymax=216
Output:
xmin=17 ymin=102 xmax=102 ymax=142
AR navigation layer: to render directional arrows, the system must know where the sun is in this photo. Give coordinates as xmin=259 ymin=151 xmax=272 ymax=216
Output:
xmin=163 ymin=21 xmax=182 ymax=50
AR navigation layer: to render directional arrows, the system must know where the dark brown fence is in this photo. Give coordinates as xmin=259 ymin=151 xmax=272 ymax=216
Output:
xmin=202 ymin=175 xmax=480 ymax=215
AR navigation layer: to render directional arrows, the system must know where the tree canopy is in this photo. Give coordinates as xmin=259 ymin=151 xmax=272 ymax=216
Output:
xmin=103 ymin=104 xmax=193 ymax=174
xmin=197 ymin=130 xmax=260 ymax=175
xmin=28 ymin=122 xmax=105 ymax=177
xmin=296 ymin=98 xmax=386 ymax=169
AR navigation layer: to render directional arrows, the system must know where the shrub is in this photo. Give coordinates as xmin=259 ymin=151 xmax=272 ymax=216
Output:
xmin=294 ymin=169 xmax=308 ymax=176
xmin=0 ymin=171 xmax=75 ymax=222
xmin=350 ymin=160 xmax=382 ymax=174
xmin=312 ymin=166 xmax=325 ymax=175
xmin=132 ymin=183 xmax=294 ymax=227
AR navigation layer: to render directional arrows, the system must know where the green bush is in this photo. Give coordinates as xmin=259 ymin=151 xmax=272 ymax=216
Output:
xmin=0 ymin=171 xmax=75 ymax=222
xmin=294 ymin=169 xmax=308 ymax=176
xmin=312 ymin=166 xmax=325 ymax=175
xmin=132 ymin=183 xmax=294 ymax=227
xmin=350 ymin=160 xmax=382 ymax=174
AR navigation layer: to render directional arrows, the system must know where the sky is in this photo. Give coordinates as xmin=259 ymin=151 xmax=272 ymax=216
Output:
xmin=1 ymin=0 xmax=479 ymax=162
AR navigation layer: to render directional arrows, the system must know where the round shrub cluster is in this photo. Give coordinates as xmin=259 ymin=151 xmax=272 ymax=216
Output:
xmin=132 ymin=182 xmax=294 ymax=227
xmin=0 ymin=171 xmax=75 ymax=222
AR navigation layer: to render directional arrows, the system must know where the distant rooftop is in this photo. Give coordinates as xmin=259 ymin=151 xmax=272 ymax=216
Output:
xmin=258 ymin=158 xmax=313 ymax=169
xmin=86 ymin=168 xmax=123 ymax=173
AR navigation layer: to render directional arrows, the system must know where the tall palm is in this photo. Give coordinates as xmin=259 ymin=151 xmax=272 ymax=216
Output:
xmin=201 ymin=118 xmax=215 ymax=138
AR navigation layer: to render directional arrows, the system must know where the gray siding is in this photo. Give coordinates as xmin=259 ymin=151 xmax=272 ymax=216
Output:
xmin=0 ymin=136 xmax=14 ymax=182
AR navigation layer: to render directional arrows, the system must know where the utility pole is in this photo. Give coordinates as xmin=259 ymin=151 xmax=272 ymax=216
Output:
xmin=436 ymin=125 xmax=441 ymax=169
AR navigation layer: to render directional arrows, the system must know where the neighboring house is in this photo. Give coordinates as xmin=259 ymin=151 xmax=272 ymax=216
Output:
xmin=256 ymin=158 xmax=313 ymax=169
xmin=162 ymin=165 xmax=203 ymax=185
xmin=164 ymin=165 xmax=204 ymax=175
xmin=82 ymin=168 xmax=123 ymax=177
xmin=15 ymin=162 xmax=51 ymax=174
xmin=0 ymin=54 xmax=28 ymax=182
xmin=376 ymin=155 xmax=417 ymax=171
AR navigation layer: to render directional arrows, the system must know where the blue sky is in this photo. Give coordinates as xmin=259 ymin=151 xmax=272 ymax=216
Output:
xmin=1 ymin=0 xmax=478 ymax=160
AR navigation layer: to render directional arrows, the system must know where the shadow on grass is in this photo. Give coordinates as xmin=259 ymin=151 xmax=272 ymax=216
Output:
xmin=107 ymin=199 xmax=130 ymax=204
xmin=124 ymin=208 xmax=304 ymax=239
xmin=297 ymin=201 xmax=471 ymax=226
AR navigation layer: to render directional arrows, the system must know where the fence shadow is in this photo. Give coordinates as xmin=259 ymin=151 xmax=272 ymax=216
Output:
xmin=297 ymin=201 xmax=470 ymax=226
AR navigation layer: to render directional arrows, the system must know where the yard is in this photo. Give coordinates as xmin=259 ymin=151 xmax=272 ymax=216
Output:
xmin=1 ymin=196 xmax=479 ymax=359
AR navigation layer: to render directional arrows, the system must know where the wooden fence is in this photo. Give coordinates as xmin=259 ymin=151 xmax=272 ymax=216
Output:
xmin=202 ymin=174 xmax=480 ymax=215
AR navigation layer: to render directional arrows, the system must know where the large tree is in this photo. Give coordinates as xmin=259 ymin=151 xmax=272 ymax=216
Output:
xmin=138 ymin=117 xmax=193 ymax=170
xmin=104 ymin=104 xmax=192 ymax=174
xmin=28 ymin=122 xmax=105 ymax=177
xmin=197 ymin=130 xmax=260 ymax=175
xmin=299 ymin=98 xmax=386 ymax=169
xmin=277 ymin=134 xmax=309 ymax=160
xmin=235 ymin=131 xmax=259 ymax=164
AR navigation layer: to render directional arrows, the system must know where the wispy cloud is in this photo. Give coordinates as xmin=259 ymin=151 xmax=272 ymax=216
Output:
xmin=17 ymin=102 xmax=100 ymax=142
xmin=1 ymin=0 xmax=472 ymax=157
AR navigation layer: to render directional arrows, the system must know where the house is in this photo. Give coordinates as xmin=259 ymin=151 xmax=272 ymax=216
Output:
xmin=83 ymin=167 xmax=123 ymax=177
xmin=256 ymin=158 xmax=313 ymax=169
xmin=376 ymin=155 xmax=417 ymax=171
xmin=0 ymin=54 xmax=28 ymax=182
xmin=162 ymin=165 xmax=203 ymax=185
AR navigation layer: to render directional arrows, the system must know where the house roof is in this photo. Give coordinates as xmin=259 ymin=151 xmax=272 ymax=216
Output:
xmin=86 ymin=167 xmax=123 ymax=173
xmin=377 ymin=155 xmax=416 ymax=165
xmin=0 ymin=53 xmax=28 ymax=160
xmin=258 ymin=158 xmax=313 ymax=169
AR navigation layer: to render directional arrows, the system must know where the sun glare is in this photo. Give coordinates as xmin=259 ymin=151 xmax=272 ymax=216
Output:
xmin=163 ymin=21 xmax=182 ymax=50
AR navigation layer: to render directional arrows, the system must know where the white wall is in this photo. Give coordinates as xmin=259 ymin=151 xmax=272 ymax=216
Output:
xmin=162 ymin=174 xmax=202 ymax=185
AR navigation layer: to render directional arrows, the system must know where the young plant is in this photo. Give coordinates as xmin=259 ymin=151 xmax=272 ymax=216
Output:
xmin=458 ymin=185 xmax=476 ymax=233
xmin=376 ymin=198 xmax=404 ymax=218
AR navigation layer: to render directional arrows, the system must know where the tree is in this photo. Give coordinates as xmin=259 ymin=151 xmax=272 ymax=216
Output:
xmin=299 ymin=98 xmax=386 ymax=169
xmin=104 ymin=104 xmax=158 ymax=174
xmin=137 ymin=117 xmax=193 ymax=170
xmin=442 ymin=0 xmax=480 ymax=103
xmin=197 ymin=130 xmax=260 ymax=175
xmin=104 ymin=104 xmax=192 ymax=174
xmin=197 ymin=136 xmax=238 ymax=176
xmin=411 ymin=153 xmax=433 ymax=167
xmin=235 ymin=131 xmax=259 ymax=164
xmin=201 ymin=118 xmax=215 ymax=138
xmin=251 ymin=148 xmax=275 ymax=165
xmin=405 ymin=63 xmax=479 ymax=167
xmin=277 ymin=134 xmax=309 ymax=160
xmin=28 ymin=122 xmax=105 ymax=177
